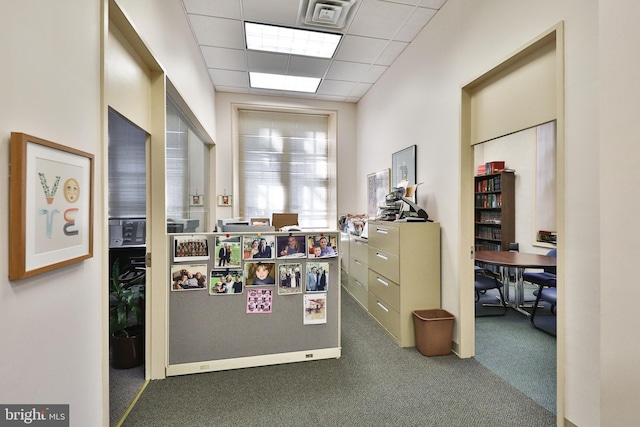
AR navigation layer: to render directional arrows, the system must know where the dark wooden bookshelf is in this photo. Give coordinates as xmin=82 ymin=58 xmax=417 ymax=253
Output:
xmin=474 ymin=171 xmax=515 ymax=252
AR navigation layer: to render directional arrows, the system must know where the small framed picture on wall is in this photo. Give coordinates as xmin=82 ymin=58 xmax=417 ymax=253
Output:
xmin=190 ymin=194 xmax=203 ymax=206
xmin=217 ymin=195 xmax=232 ymax=206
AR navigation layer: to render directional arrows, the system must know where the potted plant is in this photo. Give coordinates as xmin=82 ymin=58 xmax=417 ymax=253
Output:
xmin=110 ymin=260 xmax=145 ymax=369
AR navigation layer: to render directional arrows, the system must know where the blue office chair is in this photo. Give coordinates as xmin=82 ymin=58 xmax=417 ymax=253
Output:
xmin=522 ymin=248 xmax=557 ymax=285
xmin=530 ymin=277 xmax=557 ymax=335
xmin=475 ymin=266 xmax=507 ymax=317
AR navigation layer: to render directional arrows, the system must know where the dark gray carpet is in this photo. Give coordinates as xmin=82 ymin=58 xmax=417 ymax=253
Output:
xmin=120 ymin=288 xmax=554 ymax=426
xmin=475 ymin=285 xmax=557 ymax=414
xmin=110 ymin=356 xmax=145 ymax=426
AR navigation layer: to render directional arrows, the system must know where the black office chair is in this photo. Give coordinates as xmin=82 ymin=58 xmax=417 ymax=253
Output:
xmin=522 ymin=248 xmax=557 ymax=285
xmin=475 ymin=266 xmax=507 ymax=317
xmin=530 ymin=277 xmax=557 ymax=335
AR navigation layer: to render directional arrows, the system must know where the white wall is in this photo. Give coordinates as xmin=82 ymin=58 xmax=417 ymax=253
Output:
xmin=214 ymin=92 xmax=358 ymax=224
xmin=116 ymin=0 xmax=217 ymax=142
xmin=600 ymin=0 xmax=640 ymax=425
xmin=357 ymin=0 xmax=605 ymax=425
xmin=0 ymin=1 xmax=104 ymax=425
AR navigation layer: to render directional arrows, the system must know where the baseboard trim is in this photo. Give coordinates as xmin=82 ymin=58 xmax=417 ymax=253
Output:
xmin=166 ymin=347 xmax=341 ymax=376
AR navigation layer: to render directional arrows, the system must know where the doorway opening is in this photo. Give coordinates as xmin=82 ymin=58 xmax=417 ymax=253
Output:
xmin=107 ymin=108 xmax=148 ymax=425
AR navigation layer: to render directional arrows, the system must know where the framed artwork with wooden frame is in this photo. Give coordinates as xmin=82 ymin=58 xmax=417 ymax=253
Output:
xmin=9 ymin=133 xmax=94 ymax=280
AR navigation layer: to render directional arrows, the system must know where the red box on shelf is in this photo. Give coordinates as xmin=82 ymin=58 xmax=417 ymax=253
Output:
xmin=485 ymin=161 xmax=505 ymax=174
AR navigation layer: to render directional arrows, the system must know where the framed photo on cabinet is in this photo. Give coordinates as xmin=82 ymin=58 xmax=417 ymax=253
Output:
xmin=367 ymin=169 xmax=390 ymax=218
xmin=392 ymin=145 xmax=417 ymax=200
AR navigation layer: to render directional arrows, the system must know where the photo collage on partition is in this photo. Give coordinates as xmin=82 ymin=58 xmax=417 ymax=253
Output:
xmin=170 ymin=264 xmax=208 ymax=291
xmin=209 ymin=269 xmax=244 ymax=295
xmin=305 ymin=262 xmax=330 ymax=292
xmin=214 ymin=235 xmax=242 ymax=269
xmin=276 ymin=235 xmax=307 ymax=259
xmin=304 ymin=293 xmax=327 ymax=324
xmin=170 ymin=234 xmax=336 ymax=323
xmin=307 ymin=234 xmax=338 ymax=259
xmin=242 ymin=235 xmax=275 ymax=260
xmin=277 ymin=262 xmax=303 ymax=295
xmin=173 ymin=235 xmax=209 ymax=263
xmin=246 ymin=288 xmax=273 ymax=314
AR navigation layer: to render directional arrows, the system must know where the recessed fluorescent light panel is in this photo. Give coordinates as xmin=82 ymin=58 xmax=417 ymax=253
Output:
xmin=245 ymin=22 xmax=341 ymax=58
xmin=249 ymin=72 xmax=321 ymax=93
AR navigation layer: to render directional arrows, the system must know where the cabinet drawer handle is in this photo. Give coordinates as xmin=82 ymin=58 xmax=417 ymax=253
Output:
xmin=375 ymin=227 xmax=388 ymax=235
xmin=376 ymin=276 xmax=389 ymax=287
xmin=354 ymin=260 xmax=362 ymax=266
xmin=354 ymin=279 xmax=363 ymax=288
xmin=376 ymin=252 xmax=388 ymax=261
xmin=376 ymin=301 xmax=389 ymax=312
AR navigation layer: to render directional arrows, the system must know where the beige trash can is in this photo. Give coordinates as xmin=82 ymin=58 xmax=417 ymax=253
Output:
xmin=413 ymin=309 xmax=455 ymax=356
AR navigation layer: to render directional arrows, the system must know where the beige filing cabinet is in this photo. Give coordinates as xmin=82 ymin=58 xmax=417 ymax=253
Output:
xmin=340 ymin=232 xmax=350 ymax=289
xmin=347 ymin=235 xmax=369 ymax=309
xmin=367 ymin=221 xmax=441 ymax=347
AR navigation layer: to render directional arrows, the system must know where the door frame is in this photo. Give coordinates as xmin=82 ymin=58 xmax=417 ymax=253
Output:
xmin=458 ymin=22 xmax=565 ymax=421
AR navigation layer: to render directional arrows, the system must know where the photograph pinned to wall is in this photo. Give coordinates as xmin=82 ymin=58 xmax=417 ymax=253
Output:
xmin=276 ymin=234 xmax=306 ymax=258
xmin=367 ymin=168 xmax=390 ymax=218
xmin=173 ymin=235 xmax=209 ymax=262
xmin=214 ymin=235 xmax=242 ymax=269
xmin=242 ymin=234 xmax=275 ymax=260
xmin=170 ymin=264 xmax=207 ymax=291
xmin=305 ymin=262 xmax=329 ymax=292
xmin=307 ymin=234 xmax=338 ymax=259
xmin=244 ymin=261 xmax=276 ymax=286
xmin=278 ymin=263 xmax=303 ymax=295
xmin=217 ymin=194 xmax=232 ymax=206
xmin=246 ymin=288 xmax=273 ymax=314
xmin=209 ymin=269 xmax=244 ymax=295
xmin=304 ymin=293 xmax=327 ymax=325
xmin=392 ymin=145 xmax=417 ymax=202
xmin=190 ymin=194 xmax=203 ymax=206
xmin=9 ymin=133 xmax=94 ymax=280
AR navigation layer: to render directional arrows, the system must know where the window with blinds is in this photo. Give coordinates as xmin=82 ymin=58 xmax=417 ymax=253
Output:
xmin=166 ymin=96 xmax=210 ymax=230
xmin=238 ymin=109 xmax=334 ymax=229
xmin=108 ymin=108 xmax=146 ymax=218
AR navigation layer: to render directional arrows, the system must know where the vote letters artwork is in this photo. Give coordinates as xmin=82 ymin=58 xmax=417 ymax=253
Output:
xmin=9 ymin=133 xmax=94 ymax=280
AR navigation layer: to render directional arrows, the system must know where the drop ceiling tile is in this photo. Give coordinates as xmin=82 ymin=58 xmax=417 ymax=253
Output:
xmin=375 ymin=40 xmax=409 ymax=66
xmin=317 ymin=79 xmax=358 ymax=96
xmin=208 ymin=69 xmax=249 ymax=87
xmin=347 ymin=0 xmax=414 ymax=39
xmin=188 ymin=15 xmax=244 ymax=48
xmin=289 ymin=56 xmax=332 ymax=78
xmin=394 ymin=6 xmax=436 ymax=42
xmin=362 ymin=64 xmax=388 ymax=83
xmin=315 ymin=94 xmax=349 ymax=102
xmin=182 ymin=0 xmax=241 ymax=19
xmin=325 ymin=61 xmax=371 ymax=81
xmin=334 ymin=35 xmax=388 ymax=64
xmin=246 ymin=51 xmax=290 ymax=74
xmin=201 ymin=46 xmax=246 ymax=71
xmin=382 ymin=0 xmax=445 ymax=7
xmin=242 ymin=0 xmax=301 ymax=26
xmin=350 ymin=82 xmax=374 ymax=97
xmin=215 ymin=85 xmax=250 ymax=94
xmin=419 ymin=0 xmax=447 ymax=8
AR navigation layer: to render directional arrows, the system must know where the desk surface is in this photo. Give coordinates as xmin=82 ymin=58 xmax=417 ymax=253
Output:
xmin=475 ymin=251 xmax=556 ymax=268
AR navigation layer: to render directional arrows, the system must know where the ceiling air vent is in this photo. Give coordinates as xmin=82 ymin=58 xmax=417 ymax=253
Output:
xmin=298 ymin=0 xmax=357 ymax=30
